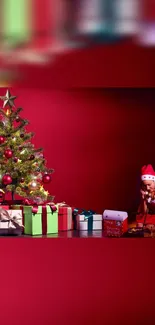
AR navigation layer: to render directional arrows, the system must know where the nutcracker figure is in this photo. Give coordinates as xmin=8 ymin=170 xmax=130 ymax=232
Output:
xmin=137 ymin=164 xmax=155 ymax=226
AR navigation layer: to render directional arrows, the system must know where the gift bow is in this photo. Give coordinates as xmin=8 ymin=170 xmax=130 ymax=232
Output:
xmin=22 ymin=199 xmax=57 ymax=214
xmin=56 ymin=202 xmax=70 ymax=207
xmin=0 ymin=208 xmax=24 ymax=229
xmin=73 ymin=208 xmax=96 ymax=219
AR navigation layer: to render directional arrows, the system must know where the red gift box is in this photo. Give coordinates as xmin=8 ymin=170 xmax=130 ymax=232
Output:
xmin=103 ymin=210 xmax=128 ymax=237
xmin=58 ymin=203 xmax=73 ymax=231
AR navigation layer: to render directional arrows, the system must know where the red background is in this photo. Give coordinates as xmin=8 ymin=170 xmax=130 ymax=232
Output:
xmin=1 ymin=88 xmax=155 ymax=325
xmin=0 ymin=238 xmax=154 ymax=325
xmin=2 ymin=0 xmax=155 ymax=88
xmin=1 ymin=1 xmax=155 ymax=322
xmin=2 ymin=87 xmax=155 ymax=215
xmin=14 ymin=41 xmax=155 ymax=88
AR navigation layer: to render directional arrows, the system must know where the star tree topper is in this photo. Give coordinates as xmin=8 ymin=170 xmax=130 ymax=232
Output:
xmin=0 ymin=89 xmax=17 ymax=108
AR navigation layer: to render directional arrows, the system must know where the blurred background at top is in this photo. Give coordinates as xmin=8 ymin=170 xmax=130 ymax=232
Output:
xmin=0 ymin=0 xmax=155 ymax=87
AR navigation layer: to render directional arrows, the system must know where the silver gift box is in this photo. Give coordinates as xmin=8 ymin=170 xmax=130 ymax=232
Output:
xmin=0 ymin=209 xmax=23 ymax=236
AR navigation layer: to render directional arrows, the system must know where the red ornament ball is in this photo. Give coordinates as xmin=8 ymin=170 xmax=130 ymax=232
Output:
xmin=20 ymin=134 xmax=24 ymax=138
xmin=14 ymin=157 xmax=18 ymax=163
xmin=20 ymin=177 xmax=24 ymax=183
xmin=2 ymin=174 xmax=12 ymax=185
xmin=4 ymin=149 xmax=13 ymax=159
xmin=29 ymin=154 xmax=35 ymax=160
xmin=42 ymin=174 xmax=51 ymax=184
xmin=19 ymin=146 xmax=23 ymax=151
xmin=0 ymin=136 xmax=5 ymax=144
xmin=16 ymin=116 xmax=20 ymax=122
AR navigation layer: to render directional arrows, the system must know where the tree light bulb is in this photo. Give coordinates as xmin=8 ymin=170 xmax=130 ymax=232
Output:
xmin=29 ymin=180 xmax=40 ymax=191
xmin=6 ymin=108 xmax=11 ymax=116
xmin=20 ymin=149 xmax=26 ymax=155
xmin=31 ymin=181 xmax=37 ymax=188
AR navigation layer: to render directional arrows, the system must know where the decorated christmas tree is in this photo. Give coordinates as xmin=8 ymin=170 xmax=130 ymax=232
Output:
xmin=0 ymin=90 xmax=54 ymax=204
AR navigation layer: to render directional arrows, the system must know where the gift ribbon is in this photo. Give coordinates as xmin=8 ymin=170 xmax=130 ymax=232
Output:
xmin=72 ymin=208 xmax=96 ymax=218
xmin=73 ymin=208 xmax=96 ymax=231
xmin=23 ymin=199 xmax=57 ymax=213
xmin=82 ymin=210 xmax=94 ymax=231
xmin=23 ymin=198 xmax=32 ymax=206
xmin=42 ymin=205 xmax=47 ymax=236
xmin=31 ymin=203 xmax=57 ymax=236
xmin=0 ymin=208 xmax=24 ymax=229
xmin=56 ymin=202 xmax=70 ymax=208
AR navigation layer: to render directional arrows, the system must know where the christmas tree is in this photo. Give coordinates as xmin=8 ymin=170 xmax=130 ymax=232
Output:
xmin=0 ymin=90 xmax=54 ymax=204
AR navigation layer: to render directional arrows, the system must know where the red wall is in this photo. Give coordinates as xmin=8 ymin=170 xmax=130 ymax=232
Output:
xmin=2 ymin=88 xmax=155 ymax=214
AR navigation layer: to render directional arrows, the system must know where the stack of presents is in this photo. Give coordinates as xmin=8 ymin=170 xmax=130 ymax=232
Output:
xmin=0 ymin=200 xmax=132 ymax=237
xmin=0 ymin=199 xmax=154 ymax=237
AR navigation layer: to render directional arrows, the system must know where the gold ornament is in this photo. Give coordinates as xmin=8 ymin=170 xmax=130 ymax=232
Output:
xmin=0 ymin=89 xmax=17 ymax=108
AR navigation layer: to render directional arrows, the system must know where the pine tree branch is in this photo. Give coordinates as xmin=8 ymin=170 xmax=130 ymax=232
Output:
xmin=33 ymin=148 xmax=43 ymax=153
xmin=0 ymin=143 xmax=7 ymax=148
xmin=23 ymin=143 xmax=34 ymax=149
xmin=48 ymin=169 xmax=55 ymax=173
xmin=13 ymin=120 xmax=29 ymax=133
xmin=24 ymin=132 xmax=35 ymax=140
xmin=0 ymin=109 xmax=7 ymax=118
xmin=11 ymin=107 xmax=23 ymax=119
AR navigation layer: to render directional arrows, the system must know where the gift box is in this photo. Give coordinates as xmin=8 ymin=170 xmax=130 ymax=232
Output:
xmin=103 ymin=210 xmax=128 ymax=237
xmin=58 ymin=203 xmax=73 ymax=231
xmin=76 ymin=213 xmax=102 ymax=231
xmin=12 ymin=204 xmax=58 ymax=236
xmin=0 ymin=208 xmax=23 ymax=235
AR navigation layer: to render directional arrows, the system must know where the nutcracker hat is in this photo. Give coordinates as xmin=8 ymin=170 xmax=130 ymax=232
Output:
xmin=141 ymin=164 xmax=155 ymax=181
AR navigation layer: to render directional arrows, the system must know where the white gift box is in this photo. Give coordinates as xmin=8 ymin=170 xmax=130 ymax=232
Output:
xmin=114 ymin=0 xmax=139 ymax=35
xmin=76 ymin=214 xmax=102 ymax=231
xmin=0 ymin=209 xmax=23 ymax=235
xmin=77 ymin=0 xmax=105 ymax=34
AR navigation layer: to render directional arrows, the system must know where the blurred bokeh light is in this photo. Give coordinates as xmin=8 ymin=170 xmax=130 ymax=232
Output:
xmin=0 ymin=0 xmax=154 ymax=86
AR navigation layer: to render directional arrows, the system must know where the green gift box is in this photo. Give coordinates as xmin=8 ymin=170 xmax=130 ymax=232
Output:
xmin=12 ymin=205 xmax=58 ymax=236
